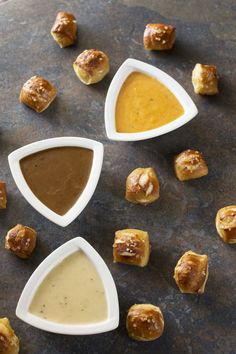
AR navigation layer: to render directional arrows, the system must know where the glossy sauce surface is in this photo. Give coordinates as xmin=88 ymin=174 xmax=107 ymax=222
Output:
xmin=115 ymin=71 xmax=184 ymax=133
xmin=29 ymin=251 xmax=107 ymax=324
xmin=20 ymin=147 xmax=93 ymax=215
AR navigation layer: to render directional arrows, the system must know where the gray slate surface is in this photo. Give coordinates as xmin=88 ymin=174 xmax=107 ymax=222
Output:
xmin=0 ymin=0 xmax=235 ymax=353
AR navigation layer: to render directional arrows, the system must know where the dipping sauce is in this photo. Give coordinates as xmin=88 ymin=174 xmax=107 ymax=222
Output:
xmin=20 ymin=147 xmax=93 ymax=215
xmin=115 ymin=71 xmax=184 ymax=133
xmin=29 ymin=251 xmax=107 ymax=324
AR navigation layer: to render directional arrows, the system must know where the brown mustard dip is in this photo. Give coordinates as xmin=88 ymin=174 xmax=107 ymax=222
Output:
xmin=20 ymin=147 xmax=93 ymax=215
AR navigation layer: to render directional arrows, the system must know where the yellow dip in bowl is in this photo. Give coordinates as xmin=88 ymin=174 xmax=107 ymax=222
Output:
xmin=115 ymin=71 xmax=184 ymax=133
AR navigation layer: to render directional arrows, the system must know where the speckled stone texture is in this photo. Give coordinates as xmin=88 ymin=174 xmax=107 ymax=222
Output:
xmin=0 ymin=0 xmax=235 ymax=353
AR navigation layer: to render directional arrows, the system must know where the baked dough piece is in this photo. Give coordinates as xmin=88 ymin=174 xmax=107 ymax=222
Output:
xmin=5 ymin=224 xmax=37 ymax=259
xmin=73 ymin=49 xmax=110 ymax=84
xmin=0 ymin=180 xmax=7 ymax=209
xmin=0 ymin=318 xmax=19 ymax=354
xmin=51 ymin=12 xmax=77 ymax=48
xmin=143 ymin=23 xmax=176 ymax=50
xmin=192 ymin=64 xmax=219 ymax=95
xmin=216 ymin=206 xmax=236 ymax=244
xmin=126 ymin=304 xmax=164 ymax=341
xmin=174 ymin=250 xmax=208 ymax=294
xmin=19 ymin=76 xmax=57 ymax=113
xmin=113 ymin=229 xmax=150 ymax=267
xmin=174 ymin=149 xmax=208 ymax=181
xmin=125 ymin=167 xmax=160 ymax=205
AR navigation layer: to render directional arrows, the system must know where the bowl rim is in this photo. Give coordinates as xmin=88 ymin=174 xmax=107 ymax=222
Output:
xmin=8 ymin=137 xmax=104 ymax=227
xmin=16 ymin=237 xmax=119 ymax=335
xmin=105 ymin=58 xmax=198 ymax=141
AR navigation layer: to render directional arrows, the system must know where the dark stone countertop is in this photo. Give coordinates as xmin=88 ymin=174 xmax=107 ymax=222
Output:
xmin=0 ymin=0 xmax=235 ymax=353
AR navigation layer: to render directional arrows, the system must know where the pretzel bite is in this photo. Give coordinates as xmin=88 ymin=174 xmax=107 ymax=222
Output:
xmin=0 ymin=180 xmax=7 ymax=209
xmin=51 ymin=11 xmax=77 ymax=48
xmin=113 ymin=229 xmax=150 ymax=267
xmin=0 ymin=317 xmax=19 ymax=354
xmin=174 ymin=149 xmax=208 ymax=181
xmin=19 ymin=76 xmax=57 ymax=113
xmin=126 ymin=304 xmax=164 ymax=341
xmin=73 ymin=49 xmax=110 ymax=84
xmin=143 ymin=23 xmax=176 ymax=50
xmin=125 ymin=167 xmax=160 ymax=205
xmin=216 ymin=206 xmax=236 ymax=244
xmin=192 ymin=63 xmax=219 ymax=95
xmin=5 ymin=224 xmax=37 ymax=259
xmin=174 ymin=250 xmax=209 ymax=294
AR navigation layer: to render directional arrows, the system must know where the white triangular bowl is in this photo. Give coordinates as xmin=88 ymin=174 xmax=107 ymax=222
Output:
xmin=105 ymin=58 xmax=198 ymax=141
xmin=16 ymin=237 xmax=119 ymax=335
xmin=8 ymin=137 xmax=104 ymax=227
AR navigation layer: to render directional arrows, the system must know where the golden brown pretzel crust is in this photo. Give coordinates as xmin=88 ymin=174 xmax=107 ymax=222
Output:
xmin=0 ymin=180 xmax=7 ymax=209
xmin=73 ymin=49 xmax=110 ymax=85
xmin=0 ymin=318 xmax=19 ymax=354
xmin=192 ymin=63 xmax=219 ymax=95
xmin=51 ymin=12 xmax=77 ymax=48
xmin=143 ymin=23 xmax=176 ymax=50
xmin=216 ymin=206 xmax=236 ymax=244
xmin=174 ymin=149 xmax=208 ymax=181
xmin=126 ymin=304 xmax=164 ymax=341
xmin=19 ymin=75 xmax=57 ymax=113
xmin=113 ymin=229 xmax=150 ymax=267
xmin=125 ymin=167 xmax=160 ymax=205
xmin=5 ymin=224 xmax=37 ymax=259
xmin=174 ymin=250 xmax=209 ymax=294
